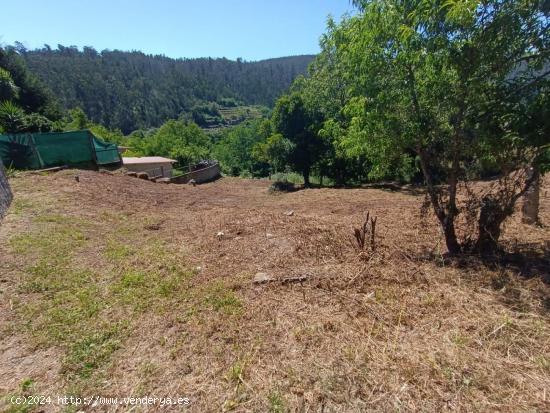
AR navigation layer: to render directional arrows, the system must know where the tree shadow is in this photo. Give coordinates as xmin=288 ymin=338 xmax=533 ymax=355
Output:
xmin=436 ymin=243 xmax=550 ymax=284
xmin=414 ymin=241 xmax=550 ymax=314
xmin=360 ymin=181 xmax=426 ymax=196
xmin=293 ymin=181 xmax=427 ymax=195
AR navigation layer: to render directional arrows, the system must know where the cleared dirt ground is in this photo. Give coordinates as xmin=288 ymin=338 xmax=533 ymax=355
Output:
xmin=0 ymin=170 xmax=549 ymax=412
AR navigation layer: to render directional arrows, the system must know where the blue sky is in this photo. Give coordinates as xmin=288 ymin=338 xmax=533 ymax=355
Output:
xmin=1 ymin=0 xmax=354 ymax=61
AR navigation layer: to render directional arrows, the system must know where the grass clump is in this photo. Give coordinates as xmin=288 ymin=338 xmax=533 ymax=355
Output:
xmin=63 ymin=326 xmax=122 ymax=380
xmin=226 ymin=361 xmax=245 ymax=385
xmin=9 ymin=220 xmax=86 ymax=255
xmin=204 ymin=281 xmax=243 ymax=315
xmin=2 ymin=379 xmax=37 ymax=413
xmin=267 ymin=390 xmax=285 ymax=413
xmin=104 ymin=239 xmax=134 ymax=261
xmin=10 ymin=198 xmax=35 ymax=215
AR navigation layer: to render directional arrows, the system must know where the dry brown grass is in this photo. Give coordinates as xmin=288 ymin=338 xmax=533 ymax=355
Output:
xmin=0 ymin=170 xmax=548 ymax=412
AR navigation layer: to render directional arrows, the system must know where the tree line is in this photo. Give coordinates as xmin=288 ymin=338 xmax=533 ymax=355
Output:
xmin=15 ymin=44 xmax=313 ymax=133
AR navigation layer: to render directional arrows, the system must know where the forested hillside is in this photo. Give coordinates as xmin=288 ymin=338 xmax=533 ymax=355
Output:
xmin=18 ymin=46 xmax=313 ymax=133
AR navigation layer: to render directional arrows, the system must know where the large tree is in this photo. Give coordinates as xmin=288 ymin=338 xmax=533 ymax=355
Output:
xmin=270 ymin=93 xmax=325 ymax=187
xmin=336 ymin=0 xmax=549 ymax=253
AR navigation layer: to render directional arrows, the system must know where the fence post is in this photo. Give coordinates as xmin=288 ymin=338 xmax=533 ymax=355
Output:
xmin=0 ymin=159 xmax=13 ymax=221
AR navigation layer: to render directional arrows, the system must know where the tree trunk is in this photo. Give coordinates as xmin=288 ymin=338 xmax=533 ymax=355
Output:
xmin=522 ymin=164 xmax=540 ymax=225
xmin=474 ymin=165 xmax=540 ymax=254
xmin=303 ymin=168 xmax=311 ymax=188
xmin=417 ymin=149 xmax=461 ymax=254
xmin=335 ymin=174 xmax=345 ymax=187
xmin=442 ymin=217 xmax=461 ymax=254
xmin=475 ymin=197 xmax=508 ymax=254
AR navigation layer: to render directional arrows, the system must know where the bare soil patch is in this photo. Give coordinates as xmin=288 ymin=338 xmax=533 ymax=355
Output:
xmin=0 ymin=170 xmax=549 ymax=412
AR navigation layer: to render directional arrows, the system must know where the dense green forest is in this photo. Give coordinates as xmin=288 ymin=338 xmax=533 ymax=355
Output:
xmin=16 ymin=45 xmax=313 ymax=133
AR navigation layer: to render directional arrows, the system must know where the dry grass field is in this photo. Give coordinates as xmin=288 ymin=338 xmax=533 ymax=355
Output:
xmin=0 ymin=170 xmax=549 ymax=412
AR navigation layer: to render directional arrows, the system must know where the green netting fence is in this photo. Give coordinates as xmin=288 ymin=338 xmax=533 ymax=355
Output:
xmin=0 ymin=130 xmax=121 ymax=170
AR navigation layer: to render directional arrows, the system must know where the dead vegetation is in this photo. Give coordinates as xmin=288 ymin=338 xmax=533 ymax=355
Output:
xmin=352 ymin=210 xmax=377 ymax=253
xmin=0 ymin=170 xmax=548 ymax=412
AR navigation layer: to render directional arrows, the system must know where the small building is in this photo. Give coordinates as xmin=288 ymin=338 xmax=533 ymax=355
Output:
xmin=122 ymin=156 xmax=176 ymax=178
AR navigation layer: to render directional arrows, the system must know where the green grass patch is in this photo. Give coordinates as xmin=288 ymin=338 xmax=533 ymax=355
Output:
xmin=2 ymin=379 xmax=37 ymax=413
xmin=9 ymin=198 xmax=36 ymax=216
xmin=270 ymin=172 xmax=334 ymax=187
xmin=20 ymin=280 xmax=103 ymax=345
xmin=226 ymin=361 xmax=245 ymax=384
xmin=62 ymin=325 xmax=123 ymax=380
xmin=8 ymin=206 xmax=197 ymax=391
xmin=268 ymin=390 xmax=286 ymax=413
xmin=33 ymin=214 xmax=72 ymax=224
xmin=20 ymin=261 xmax=93 ymax=294
xmin=9 ymin=224 xmax=86 ymax=255
xmin=203 ymin=281 xmax=243 ymax=315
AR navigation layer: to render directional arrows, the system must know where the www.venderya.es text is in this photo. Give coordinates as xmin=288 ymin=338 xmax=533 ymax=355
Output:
xmin=10 ymin=395 xmax=191 ymax=408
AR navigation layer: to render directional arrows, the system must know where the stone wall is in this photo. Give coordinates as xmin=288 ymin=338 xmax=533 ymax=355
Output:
xmin=171 ymin=163 xmax=221 ymax=184
xmin=124 ymin=162 xmax=173 ymax=178
xmin=0 ymin=160 xmax=13 ymax=220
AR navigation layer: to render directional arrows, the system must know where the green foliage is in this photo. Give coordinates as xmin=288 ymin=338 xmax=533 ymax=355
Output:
xmin=66 ymin=107 xmax=89 ymax=130
xmin=88 ymin=123 xmax=125 ymax=145
xmin=0 ymin=46 xmax=61 ymax=134
xmin=0 ymin=67 xmax=19 ymax=102
xmin=336 ymin=0 xmax=549 ymax=180
xmin=270 ymin=93 xmax=326 ymax=186
xmin=254 ymin=133 xmax=294 ymax=173
xmin=0 ymin=101 xmax=54 ymax=133
xmin=189 ymin=102 xmax=223 ymax=127
xmin=218 ymin=97 xmax=242 ymax=107
xmin=0 ymin=101 xmax=26 ymax=133
xmin=64 ymin=108 xmax=126 ymax=144
xmin=0 ymin=46 xmax=62 ymax=121
xmin=128 ymin=119 xmax=210 ymax=166
xmin=212 ymin=119 xmax=270 ymax=176
xmin=20 ymin=46 xmax=314 ymax=133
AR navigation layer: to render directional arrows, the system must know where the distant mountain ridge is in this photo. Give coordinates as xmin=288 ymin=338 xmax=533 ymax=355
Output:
xmin=19 ymin=46 xmax=315 ymax=133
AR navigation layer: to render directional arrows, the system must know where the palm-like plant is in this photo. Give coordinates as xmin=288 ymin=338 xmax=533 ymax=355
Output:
xmin=0 ymin=101 xmax=26 ymax=133
xmin=0 ymin=68 xmax=19 ymax=102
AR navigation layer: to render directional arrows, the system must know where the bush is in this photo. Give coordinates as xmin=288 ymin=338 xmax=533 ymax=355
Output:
xmin=268 ymin=180 xmax=296 ymax=193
